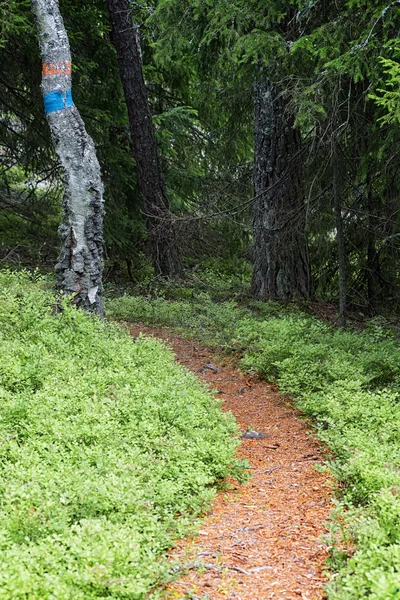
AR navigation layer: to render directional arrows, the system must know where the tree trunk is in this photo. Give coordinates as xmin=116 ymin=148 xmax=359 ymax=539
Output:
xmin=333 ymin=150 xmax=346 ymax=327
xmin=366 ymin=172 xmax=379 ymax=313
xmin=31 ymin=0 xmax=104 ymax=316
xmin=107 ymin=0 xmax=182 ymax=279
xmin=251 ymin=77 xmax=311 ymax=300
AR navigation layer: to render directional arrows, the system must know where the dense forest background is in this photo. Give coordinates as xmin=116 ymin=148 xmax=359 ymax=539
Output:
xmin=1 ymin=0 xmax=400 ymax=317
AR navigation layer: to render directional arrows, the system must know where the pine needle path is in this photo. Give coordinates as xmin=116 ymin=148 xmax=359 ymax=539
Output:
xmin=128 ymin=324 xmax=333 ymax=600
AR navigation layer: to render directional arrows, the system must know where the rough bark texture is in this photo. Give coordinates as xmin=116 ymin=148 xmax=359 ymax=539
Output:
xmin=31 ymin=0 xmax=104 ymax=316
xmin=251 ymin=77 xmax=311 ymax=300
xmin=107 ymin=0 xmax=182 ymax=278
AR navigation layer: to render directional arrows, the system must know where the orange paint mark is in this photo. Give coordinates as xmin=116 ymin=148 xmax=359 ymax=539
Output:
xmin=42 ymin=62 xmax=72 ymax=77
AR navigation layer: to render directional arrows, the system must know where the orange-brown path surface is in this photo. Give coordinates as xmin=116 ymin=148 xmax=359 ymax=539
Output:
xmin=128 ymin=323 xmax=333 ymax=600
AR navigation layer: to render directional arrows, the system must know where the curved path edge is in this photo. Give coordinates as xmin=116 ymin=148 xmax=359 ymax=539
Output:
xmin=127 ymin=323 xmax=333 ymax=600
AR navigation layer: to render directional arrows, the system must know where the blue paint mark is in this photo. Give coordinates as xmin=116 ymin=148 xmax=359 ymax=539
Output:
xmin=44 ymin=89 xmax=74 ymax=114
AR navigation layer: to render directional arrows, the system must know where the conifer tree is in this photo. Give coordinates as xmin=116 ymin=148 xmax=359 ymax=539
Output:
xmin=252 ymin=73 xmax=311 ymax=300
xmin=107 ymin=0 xmax=182 ymax=279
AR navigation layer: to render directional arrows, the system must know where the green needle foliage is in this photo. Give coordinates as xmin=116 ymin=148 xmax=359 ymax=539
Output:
xmin=107 ymin=285 xmax=400 ymax=599
xmin=0 ymin=270 xmax=241 ymax=599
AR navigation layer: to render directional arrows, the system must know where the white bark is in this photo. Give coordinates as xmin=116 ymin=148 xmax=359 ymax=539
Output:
xmin=31 ymin=0 xmax=104 ymax=316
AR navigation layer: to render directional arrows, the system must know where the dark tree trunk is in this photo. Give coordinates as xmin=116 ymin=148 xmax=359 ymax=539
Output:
xmin=251 ymin=77 xmax=311 ymax=300
xmin=107 ymin=0 xmax=182 ymax=278
xmin=333 ymin=150 xmax=346 ymax=327
xmin=31 ymin=0 xmax=104 ymax=316
xmin=382 ymin=174 xmax=400 ymax=305
xmin=366 ymin=173 xmax=379 ymax=313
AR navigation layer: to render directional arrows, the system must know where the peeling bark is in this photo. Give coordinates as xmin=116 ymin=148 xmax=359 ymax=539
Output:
xmin=31 ymin=0 xmax=104 ymax=316
xmin=107 ymin=0 xmax=182 ymax=278
xmin=251 ymin=77 xmax=311 ymax=301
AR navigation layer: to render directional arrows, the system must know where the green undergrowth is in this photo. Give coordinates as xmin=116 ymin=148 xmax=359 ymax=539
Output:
xmin=104 ymin=258 xmax=252 ymax=304
xmin=0 ymin=270 xmax=241 ymax=599
xmin=107 ymin=291 xmax=400 ymax=599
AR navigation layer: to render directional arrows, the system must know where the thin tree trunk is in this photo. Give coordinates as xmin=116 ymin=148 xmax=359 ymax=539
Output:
xmin=382 ymin=173 xmax=400 ymax=305
xmin=107 ymin=0 xmax=182 ymax=278
xmin=333 ymin=149 xmax=346 ymax=327
xmin=366 ymin=172 xmax=379 ymax=313
xmin=31 ymin=0 xmax=104 ymax=316
xmin=251 ymin=76 xmax=311 ymax=300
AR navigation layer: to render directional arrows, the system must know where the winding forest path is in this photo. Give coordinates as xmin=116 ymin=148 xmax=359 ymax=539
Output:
xmin=128 ymin=324 xmax=333 ymax=600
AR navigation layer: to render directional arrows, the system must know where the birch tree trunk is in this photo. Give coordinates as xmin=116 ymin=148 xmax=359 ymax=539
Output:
xmin=251 ymin=76 xmax=311 ymax=301
xmin=31 ymin=0 xmax=104 ymax=316
xmin=107 ymin=0 xmax=182 ymax=279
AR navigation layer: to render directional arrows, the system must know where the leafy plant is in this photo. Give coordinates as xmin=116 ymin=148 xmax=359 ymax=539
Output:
xmin=107 ymin=287 xmax=400 ymax=599
xmin=0 ymin=269 xmax=241 ymax=599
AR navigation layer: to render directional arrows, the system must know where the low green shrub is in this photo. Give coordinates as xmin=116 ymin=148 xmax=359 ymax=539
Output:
xmin=106 ymin=292 xmax=400 ymax=599
xmin=107 ymin=292 xmax=249 ymax=349
xmin=105 ymin=258 xmax=251 ymax=303
xmin=0 ymin=270 xmax=240 ymax=599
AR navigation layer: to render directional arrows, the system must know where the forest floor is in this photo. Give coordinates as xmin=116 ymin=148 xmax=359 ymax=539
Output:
xmin=128 ymin=323 xmax=334 ymax=600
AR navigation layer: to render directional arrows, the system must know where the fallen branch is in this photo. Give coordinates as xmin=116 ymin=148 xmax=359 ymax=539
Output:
xmin=170 ymin=562 xmax=251 ymax=576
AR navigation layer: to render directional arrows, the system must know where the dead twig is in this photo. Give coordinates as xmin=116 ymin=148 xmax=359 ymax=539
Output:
xmin=170 ymin=562 xmax=251 ymax=576
xmin=237 ymin=525 xmax=266 ymax=532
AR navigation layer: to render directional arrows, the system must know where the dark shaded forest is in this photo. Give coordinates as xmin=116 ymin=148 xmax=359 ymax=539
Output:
xmin=1 ymin=0 xmax=400 ymax=319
